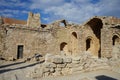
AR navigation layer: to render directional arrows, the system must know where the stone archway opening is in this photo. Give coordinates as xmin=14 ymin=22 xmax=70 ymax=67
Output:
xmin=72 ymin=32 xmax=77 ymax=39
xmin=86 ymin=37 xmax=96 ymax=56
xmin=112 ymin=35 xmax=120 ymax=46
xmin=60 ymin=42 xmax=68 ymax=55
xmin=86 ymin=38 xmax=91 ymax=51
xmin=86 ymin=18 xmax=103 ymax=58
xmin=87 ymin=18 xmax=103 ymax=39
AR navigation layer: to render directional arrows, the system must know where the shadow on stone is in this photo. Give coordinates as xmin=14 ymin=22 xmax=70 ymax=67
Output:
xmin=95 ymin=75 xmax=117 ymax=80
xmin=0 ymin=60 xmax=44 ymax=74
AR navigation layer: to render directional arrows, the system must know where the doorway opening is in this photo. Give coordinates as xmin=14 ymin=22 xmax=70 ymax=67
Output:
xmin=60 ymin=42 xmax=67 ymax=51
xmin=112 ymin=35 xmax=120 ymax=46
xmin=17 ymin=45 xmax=24 ymax=59
xmin=86 ymin=38 xmax=92 ymax=51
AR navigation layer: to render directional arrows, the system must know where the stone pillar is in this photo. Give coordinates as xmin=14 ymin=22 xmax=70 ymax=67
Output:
xmin=27 ymin=12 xmax=41 ymax=28
xmin=101 ymin=28 xmax=112 ymax=58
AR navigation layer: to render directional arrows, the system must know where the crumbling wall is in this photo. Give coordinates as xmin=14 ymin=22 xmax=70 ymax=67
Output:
xmin=27 ymin=12 xmax=41 ymax=28
xmin=101 ymin=26 xmax=120 ymax=58
xmin=4 ymin=26 xmax=58 ymax=60
xmin=81 ymin=25 xmax=100 ymax=57
xmin=1 ymin=14 xmax=120 ymax=60
xmin=27 ymin=52 xmax=109 ymax=79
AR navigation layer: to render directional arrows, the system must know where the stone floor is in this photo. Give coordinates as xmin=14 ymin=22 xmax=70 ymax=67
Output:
xmin=0 ymin=60 xmax=120 ymax=80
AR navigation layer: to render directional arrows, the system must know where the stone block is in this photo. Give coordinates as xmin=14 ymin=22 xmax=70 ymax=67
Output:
xmin=71 ymin=66 xmax=83 ymax=72
xmin=55 ymin=68 xmax=62 ymax=71
xmin=63 ymin=57 xmax=72 ymax=63
xmin=57 ymin=63 xmax=66 ymax=68
xmin=43 ymin=68 xmax=50 ymax=72
xmin=43 ymin=62 xmax=56 ymax=68
xmin=72 ymin=56 xmax=81 ymax=61
xmin=44 ymin=72 xmax=50 ymax=77
xmin=61 ymin=68 xmax=71 ymax=75
xmin=50 ymin=68 xmax=55 ymax=73
xmin=66 ymin=63 xmax=72 ymax=68
xmin=45 ymin=54 xmax=54 ymax=63
xmin=72 ymin=60 xmax=80 ymax=64
xmin=52 ymin=57 xmax=63 ymax=64
xmin=53 ymin=71 xmax=62 ymax=76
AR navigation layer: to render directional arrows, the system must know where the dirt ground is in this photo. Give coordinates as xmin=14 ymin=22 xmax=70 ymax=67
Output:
xmin=0 ymin=60 xmax=120 ymax=80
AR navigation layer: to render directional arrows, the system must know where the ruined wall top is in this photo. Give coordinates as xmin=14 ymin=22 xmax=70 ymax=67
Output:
xmin=83 ymin=16 xmax=120 ymax=28
xmin=27 ymin=12 xmax=41 ymax=28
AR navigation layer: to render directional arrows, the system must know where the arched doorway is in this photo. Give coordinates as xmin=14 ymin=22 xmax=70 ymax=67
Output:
xmin=86 ymin=18 xmax=103 ymax=57
xmin=86 ymin=37 xmax=95 ymax=55
xmin=86 ymin=38 xmax=92 ymax=51
xmin=71 ymin=32 xmax=78 ymax=55
xmin=112 ymin=35 xmax=120 ymax=59
xmin=60 ymin=42 xmax=68 ymax=55
xmin=112 ymin=35 xmax=120 ymax=46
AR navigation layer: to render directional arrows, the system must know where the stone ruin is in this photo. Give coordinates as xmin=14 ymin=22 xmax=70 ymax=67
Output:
xmin=0 ymin=12 xmax=120 ymax=78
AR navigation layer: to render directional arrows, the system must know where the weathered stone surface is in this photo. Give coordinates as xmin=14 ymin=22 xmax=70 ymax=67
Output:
xmin=72 ymin=56 xmax=81 ymax=61
xmin=57 ymin=63 xmax=66 ymax=68
xmin=63 ymin=57 xmax=72 ymax=63
xmin=72 ymin=60 xmax=80 ymax=64
xmin=66 ymin=63 xmax=72 ymax=68
xmin=27 ymin=12 xmax=41 ymax=28
xmin=0 ymin=12 xmax=120 ymax=61
xmin=55 ymin=68 xmax=62 ymax=71
xmin=43 ymin=68 xmax=50 ymax=72
xmin=45 ymin=54 xmax=54 ymax=63
xmin=61 ymin=68 xmax=71 ymax=75
xmin=52 ymin=71 xmax=62 ymax=76
xmin=50 ymin=68 xmax=55 ymax=73
xmin=71 ymin=67 xmax=83 ymax=73
xmin=43 ymin=62 xmax=56 ymax=68
xmin=52 ymin=56 xmax=63 ymax=64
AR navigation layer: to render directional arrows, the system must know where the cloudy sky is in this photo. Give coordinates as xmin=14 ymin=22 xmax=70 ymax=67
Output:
xmin=0 ymin=0 xmax=120 ymax=24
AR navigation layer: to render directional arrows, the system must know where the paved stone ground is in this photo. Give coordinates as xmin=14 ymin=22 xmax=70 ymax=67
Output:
xmin=40 ymin=70 xmax=120 ymax=80
xmin=0 ymin=60 xmax=120 ymax=80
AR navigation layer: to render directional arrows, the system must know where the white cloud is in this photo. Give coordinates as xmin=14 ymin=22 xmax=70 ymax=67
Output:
xmin=30 ymin=0 xmax=65 ymax=10
xmin=35 ymin=0 xmax=120 ymax=24
xmin=0 ymin=0 xmax=27 ymax=8
xmin=0 ymin=0 xmax=120 ymax=24
xmin=43 ymin=1 xmax=100 ymax=23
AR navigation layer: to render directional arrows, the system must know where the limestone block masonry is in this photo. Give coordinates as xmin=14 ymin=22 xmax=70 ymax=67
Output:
xmin=0 ymin=12 xmax=120 ymax=61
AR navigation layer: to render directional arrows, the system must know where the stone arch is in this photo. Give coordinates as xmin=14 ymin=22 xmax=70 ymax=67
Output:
xmin=86 ymin=37 xmax=94 ymax=51
xmin=72 ymin=32 xmax=77 ymax=39
xmin=86 ymin=18 xmax=103 ymax=39
xmin=112 ymin=35 xmax=120 ymax=46
xmin=86 ymin=18 xmax=103 ymax=57
xmin=60 ymin=42 xmax=68 ymax=55
xmin=86 ymin=38 xmax=92 ymax=51
xmin=85 ymin=37 xmax=97 ymax=56
xmin=71 ymin=32 xmax=78 ymax=55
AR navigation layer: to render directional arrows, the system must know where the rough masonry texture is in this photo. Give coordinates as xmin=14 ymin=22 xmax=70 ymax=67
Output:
xmin=0 ymin=12 xmax=120 ymax=60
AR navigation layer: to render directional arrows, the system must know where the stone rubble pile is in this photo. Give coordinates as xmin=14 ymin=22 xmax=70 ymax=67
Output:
xmin=27 ymin=51 xmax=110 ymax=79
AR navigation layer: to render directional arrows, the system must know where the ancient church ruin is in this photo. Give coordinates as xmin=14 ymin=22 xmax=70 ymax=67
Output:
xmin=0 ymin=12 xmax=120 ymax=60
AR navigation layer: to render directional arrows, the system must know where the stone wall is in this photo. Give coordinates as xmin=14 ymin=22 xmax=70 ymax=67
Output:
xmin=4 ymin=26 xmax=58 ymax=60
xmin=0 ymin=12 xmax=120 ymax=60
xmin=101 ymin=27 xmax=120 ymax=58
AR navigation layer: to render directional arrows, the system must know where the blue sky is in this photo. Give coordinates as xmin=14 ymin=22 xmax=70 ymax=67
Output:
xmin=0 ymin=0 xmax=120 ymax=24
